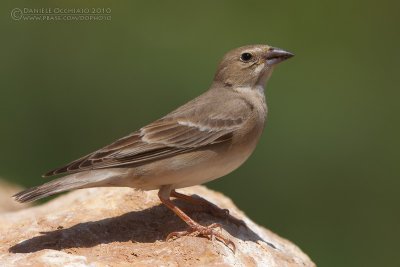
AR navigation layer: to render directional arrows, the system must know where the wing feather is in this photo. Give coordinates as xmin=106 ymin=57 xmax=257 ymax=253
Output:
xmin=43 ymin=93 xmax=251 ymax=177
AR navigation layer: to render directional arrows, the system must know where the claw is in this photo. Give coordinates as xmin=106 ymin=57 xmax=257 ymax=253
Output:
xmin=165 ymin=223 xmax=236 ymax=252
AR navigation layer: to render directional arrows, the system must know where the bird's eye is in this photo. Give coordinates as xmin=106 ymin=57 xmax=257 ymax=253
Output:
xmin=240 ymin=52 xmax=253 ymax=62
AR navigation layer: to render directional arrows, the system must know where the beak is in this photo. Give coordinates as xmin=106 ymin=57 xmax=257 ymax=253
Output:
xmin=266 ymin=47 xmax=294 ymax=65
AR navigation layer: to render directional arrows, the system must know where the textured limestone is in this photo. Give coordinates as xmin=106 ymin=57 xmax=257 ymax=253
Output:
xmin=0 ymin=185 xmax=315 ymax=266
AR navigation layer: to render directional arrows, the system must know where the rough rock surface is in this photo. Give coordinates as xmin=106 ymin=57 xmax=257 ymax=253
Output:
xmin=0 ymin=186 xmax=315 ymax=266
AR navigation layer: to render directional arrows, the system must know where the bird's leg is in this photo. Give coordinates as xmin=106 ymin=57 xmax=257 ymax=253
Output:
xmin=171 ymin=189 xmax=246 ymax=227
xmin=158 ymin=185 xmax=235 ymax=251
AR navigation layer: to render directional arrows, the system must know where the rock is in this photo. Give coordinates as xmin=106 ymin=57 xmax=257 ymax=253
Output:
xmin=0 ymin=179 xmax=30 ymax=213
xmin=0 ymin=186 xmax=315 ymax=266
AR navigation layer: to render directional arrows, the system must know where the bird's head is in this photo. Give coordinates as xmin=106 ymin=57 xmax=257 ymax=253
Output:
xmin=213 ymin=44 xmax=294 ymax=89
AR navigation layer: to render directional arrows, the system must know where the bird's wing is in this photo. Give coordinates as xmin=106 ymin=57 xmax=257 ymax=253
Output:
xmin=43 ymin=94 xmax=251 ymax=177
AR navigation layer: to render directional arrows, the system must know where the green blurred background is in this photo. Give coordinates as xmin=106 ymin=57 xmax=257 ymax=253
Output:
xmin=1 ymin=0 xmax=399 ymax=266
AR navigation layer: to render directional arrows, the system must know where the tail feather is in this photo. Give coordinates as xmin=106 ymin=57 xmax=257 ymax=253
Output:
xmin=14 ymin=176 xmax=86 ymax=203
xmin=13 ymin=170 xmax=121 ymax=203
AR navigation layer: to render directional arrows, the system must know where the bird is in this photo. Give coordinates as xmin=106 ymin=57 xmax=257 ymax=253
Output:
xmin=13 ymin=44 xmax=293 ymax=250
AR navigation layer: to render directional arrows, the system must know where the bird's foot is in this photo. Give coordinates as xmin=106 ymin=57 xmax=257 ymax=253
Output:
xmin=171 ymin=190 xmax=246 ymax=227
xmin=201 ymin=204 xmax=246 ymax=228
xmin=167 ymin=223 xmax=236 ymax=252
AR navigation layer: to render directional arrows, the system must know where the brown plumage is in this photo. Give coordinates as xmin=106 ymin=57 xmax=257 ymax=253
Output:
xmin=13 ymin=44 xmax=293 ymax=250
xmin=42 ymin=88 xmax=251 ymax=177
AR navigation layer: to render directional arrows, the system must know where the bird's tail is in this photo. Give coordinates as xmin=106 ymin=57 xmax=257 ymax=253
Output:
xmin=13 ymin=170 xmax=120 ymax=203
